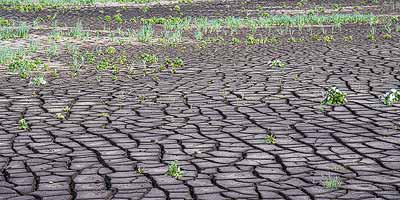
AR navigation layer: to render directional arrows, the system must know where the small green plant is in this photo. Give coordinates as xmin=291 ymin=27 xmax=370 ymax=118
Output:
xmin=113 ymin=13 xmax=123 ymax=24
xmin=322 ymin=176 xmax=343 ymax=189
xmin=30 ymin=74 xmax=47 ymax=86
xmin=137 ymin=25 xmax=154 ymax=43
xmin=63 ymin=106 xmax=71 ymax=112
xmin=0 ymin=17 xmax=11 ymax=26
xmin=138 ymin=95 xmax=146 ymax=104
xmin=96 ymin=59 xmax=113 ymax=71
xmin=8 ymin=58 xmax=41 ymax=79
xmin=136 ymin=167 xmax=145 ymax=174
xmin=104 ymin=15 xmax=112 ymax=23
xmin=18 ymin=118 xmax=29 ymax=130
xmin=55 ymin=113 xmax=65 ymax=120
xmin=0 ymin=22 xmax=30 ymax=40
xmin=100 ymin=112 xmax=110 ymax=117
xmin=28 ymin=40 xmax=39 ymax=53
xmin=139 ymin=53 xmax=158 ymax=65
xmin=69 ymin=21 xmax=88 ymax=39
xmin=342 ymin=35 xmax=353 ymax=42
xmin=106 ymin=46 xmax=117 ymax=55
xmin=382 ymin=33 xmax=392 ymax=39
xmin=381 ymin=89 xmax=400 ymax=106
xmin=231 ymin=37 xmax=240 ymax=45
xmin=323 ymin=35 xmax=335 ymax=43
xmin=321 ymin=86 xmax=347 ymax=105
xmin=268 ymin=59 xmax=286 ymax=68
xmin=264 ymin=134 xmax=277 ymax=144
xmin=167 ymin=160 xmax=183 ymax=179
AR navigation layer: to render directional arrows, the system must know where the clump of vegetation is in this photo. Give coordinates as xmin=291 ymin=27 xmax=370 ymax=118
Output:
xmin=139 ymin=53 xmax=158 ymax=65
xmin=55 ymin=113 xmax=65 ymax=120
xmin=136 ymin=167 xmax=145 ymax=174
xmin=30 ymin=73 xmax=47 ymax=86
xmin=0 ymin=17 xmax=11 ymax=26
xmin=137 ymin=25 xmax=154 ymax=43
xmin=381 ymin=89 xmax=400 ymax=106
xmin=268 ymin=59 xmax=286 ymax=68
xmin=321 ymin=86 xmax=347 ymax=105
xmin=322 ymin=176 xmax=343 ymax=189
xmin=265 ymin=134 xmax=277 ymax=144
xmin=113 ymin=13 xmax=123 ymax=24
xmin=167 ymin=160 xmax=183 ymax=179
xmin=18 ymin=118 xmax=29 ymax=130
xmin=8 ymin=58 xmax=42 ymax=79
xmin=0 ymin=22 xmax=29 ymax=40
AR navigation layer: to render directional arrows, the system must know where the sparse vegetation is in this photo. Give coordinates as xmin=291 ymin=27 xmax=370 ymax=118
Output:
xmin=167 ymin=160 xmax=183 ymax=179
xmin=381 ymin=89 xmax=400 ymax=106
xmin=321 ymin=86 xmax=347 ymax=106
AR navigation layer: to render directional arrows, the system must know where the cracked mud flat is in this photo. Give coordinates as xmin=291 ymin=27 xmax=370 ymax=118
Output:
xmin=1 ymin=0 xmax=400 ymax=200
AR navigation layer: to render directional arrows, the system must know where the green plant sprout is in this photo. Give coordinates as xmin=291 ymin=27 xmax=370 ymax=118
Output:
xmin=268 ymin=59 xmax=286 ymax=68
xmin=63 ymin=106 xmax=71 ymax=112
xmin=30 ymin=74 xmax=47 ymax=86
xmin=136 ymin=167 xmax=145 ymax=174
xmin=322 ymin=176 xmax=343 ymax=189
xmin=167 ymin=160 xmax=183 ymax=179
xmin=321 ymin=86 xmax=347 ymax=106
xmin=265 ymin=134 xmax=277 ymax=144
xmin=381 ymin=89 xmax=400 ymax=106
xmin=18 ymin=118 xmax=29 ymax=130
xmin=55 ymin=113 xmax=65 ymax=120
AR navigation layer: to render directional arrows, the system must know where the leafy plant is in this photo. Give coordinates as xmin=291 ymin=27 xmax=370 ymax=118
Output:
xmin=321 ymin=86 xmax=347 ymax=105
xmin=0 ymin=17 xmax=11 ymax=26
xmin=8 ymin=58 xmax=41 ymax=79
xmin=106 ymin=46 xmax=117 ymax=55
xmin=139 ymin=53 xmax=158 ymax=65
xmin=55 ymin=113 xmax=65 ymax=120
xmin=268 ymin=59 xmax=286 ymax=68
xmin=167 ymin=160 xmax=183 ymax=179
xmin=322 ymin=176 xmax=342 ymax=189
xmin=264 ymin=134 xmax=277 ymax=144
xmin=63 ymin=106 xmax=71 ymax=112
xmin=137 ymin=25 xmax=154 ymax=43
xmin=113 ymin=13 xmax=123 ymax=24
xmin=30 ymin=74 xmax=47 ymax=86
xmin=0 ymin=22 xmax=30 ymax=40
xmin=69 ymin=21 xmax=88 ymax=39
xmin=18 ymin=118 xmax=29 ymax=130
xmin=104 ymin=15 xmax=112 ymax=23
xmin=136 ymin=167 xmax=144 ymax=174
xmin=381 ymin=89 xmax=400 ymax=106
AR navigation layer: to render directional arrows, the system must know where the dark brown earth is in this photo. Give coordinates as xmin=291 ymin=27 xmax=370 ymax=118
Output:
xmin=1 ymin=0 xmax=400 ymax=200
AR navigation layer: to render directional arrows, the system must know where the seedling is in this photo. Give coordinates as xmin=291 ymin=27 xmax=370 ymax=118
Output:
xmin=138 ymin=95 xmax=146 ymax=104
xmin=268 ymin=59 xmax=286 ymax=68
xmin=321 ymin=86 xmax=347 ymax=106
xmin=106 ymin=46 xmax=116 ymax=55
xmin=322 ymin=176 xmax=343 ymax=189
xmin=231 ymin=37 xmax=240 ymax=45
xmin=100 ymin=112 xmax=110 ymax=117
xmin=265 ymin=134 xmax=277 ymax=144
xmin=139 ymin=53 xmax=158 ymax=65
xmin=167 ymin=160 xmax=183 ymax=179
xmin=136 ymin=167 xmax=145 ymax=174
xmin=104 ymin=15 xmax=111 ymax=23
xmin=18 ymin=118 xmax=29 ymax=130
xmin=63 ymin=106 xmax=71 ymax=112
xmin=55 ymin=113 xmax=65 ymax=120
xmin=113 ymin=13 xmax=123 ymax=24
xmin=381 ymin=89 xmax=400 ymax=106
xmin=30 ymin=74 xmax=47 ymax=86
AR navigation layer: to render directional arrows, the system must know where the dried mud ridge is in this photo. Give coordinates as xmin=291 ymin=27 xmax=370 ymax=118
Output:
xmin=0 ymin=36 xmax=400 ymax=199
